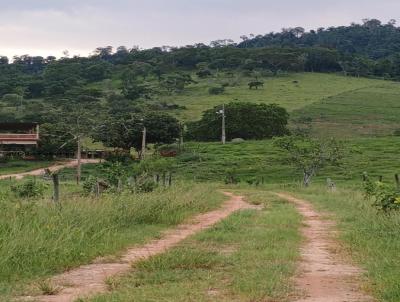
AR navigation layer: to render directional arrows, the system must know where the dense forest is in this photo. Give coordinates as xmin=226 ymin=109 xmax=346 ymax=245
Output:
xmin=1 ymin=18 xmax=400 ymax=154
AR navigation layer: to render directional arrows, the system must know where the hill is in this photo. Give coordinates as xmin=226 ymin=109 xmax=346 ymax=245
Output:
xmin=174 ymin=137 xmax=400 ymax=184
xmin=291 ymin=81 xmax=400 ymax=137
xmin=161 ymin=72 xmax=388 ymax=120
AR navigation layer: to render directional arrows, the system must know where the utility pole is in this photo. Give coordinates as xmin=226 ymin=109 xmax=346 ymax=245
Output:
xmin=141 ymin=126 xmax=146 ymax=160
xmin=179 ymin=123 xmax=184 ymax=151
xmin=217 ymin=104 xmax=226 ymax=144
xmin=221 ymin=104 xmax=226 ymax=144
xmin=76 ymin=135 xmax=82 ymax=184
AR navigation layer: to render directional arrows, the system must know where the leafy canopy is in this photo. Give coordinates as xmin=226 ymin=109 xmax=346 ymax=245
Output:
xmin=187 ymin=102 xmax=289 ymax=141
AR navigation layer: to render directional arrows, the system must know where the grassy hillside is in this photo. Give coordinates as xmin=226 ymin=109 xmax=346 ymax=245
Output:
xmin=163 ymin=73 xmax=382 ymax=121
xmin=175 ymin=137 xmax=400 ymax=185
xmin=292 ymin=82 xmax=400 ymax=137
xmin=159 ymin=72 xmax=399 ymax=137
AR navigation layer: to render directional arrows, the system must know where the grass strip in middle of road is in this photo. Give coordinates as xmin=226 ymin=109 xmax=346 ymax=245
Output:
xmin=86 ymin=190 xmax=302 ymax=302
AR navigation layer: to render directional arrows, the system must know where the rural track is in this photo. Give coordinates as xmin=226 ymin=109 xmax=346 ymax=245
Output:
xmin=276 ymin=193 xmax=374 ymax=302
xmin=21 ymin=192 xmax=259 ymax=302
xmin=0 ymin=159 xmax=99 ymax=180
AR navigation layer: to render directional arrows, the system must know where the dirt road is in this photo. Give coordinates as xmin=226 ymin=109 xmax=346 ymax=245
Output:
xmin=21 ymin=192 xmax=257 ymax=302
xmin=0 ymin=159 xmax=99 ymax=180
xmin=276 ymin=193 xmax=374 ymax=302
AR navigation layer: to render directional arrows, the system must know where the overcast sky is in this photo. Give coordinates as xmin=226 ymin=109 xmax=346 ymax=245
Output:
xmin=0 ymin=0 xmax=399 ymax=58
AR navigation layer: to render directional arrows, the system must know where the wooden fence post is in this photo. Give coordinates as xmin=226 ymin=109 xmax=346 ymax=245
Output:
xmin=168 ymin=172 xmax=172 ymax=186
xmin=117 ymin=178 xmax=123 ymax=193
xmin=395 ymin=174 xmax=400 ymax=189
xmin=52 ymin=173 xmax=60 ymax=204
xmin=379 ymin=176 xmax=383 ymax=182
xmin=95 ymin=179 xmax=100 ymax=198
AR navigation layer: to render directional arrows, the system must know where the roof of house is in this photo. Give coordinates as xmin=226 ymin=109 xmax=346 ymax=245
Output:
xmin=0 ymin=122 xmax=38 ymax=131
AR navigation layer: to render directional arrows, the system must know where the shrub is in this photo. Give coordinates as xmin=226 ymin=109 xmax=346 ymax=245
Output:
xmin=82 ymin=176 xmax=98 ymax=194
xmin=364 ymin=179 xmax=400 ymax=212
xmin=135 ymin=177 xmax=158 ymax=193
xmin=11 ymin=179 xmax=47 ymax=198
xmin=224 ymin=169 xmax=240 ymax=184
xmin=2 ymin=93 xmax=22 ymax=104
xmin=196 ymin=69 xmax=212 ymax=78
xmin=208 ymin=86 xmax=225 ymax=95
xmin=187 ymin=102 xmax=289 ymax=141
xmin=99 ymin=161 xmax=128 ymax=187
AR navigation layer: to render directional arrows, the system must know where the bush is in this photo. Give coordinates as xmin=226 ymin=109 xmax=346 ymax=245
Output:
xmin=208 ymin=86 xmax=225 ymax=95
xmin=98 ymin=161 xmax=128 ymax=187
xmin=82 ymin=176 xmax=98 ymax=194
xmin=135 ymin=177 xmax=158 ymax=193
xmin=364 ymin=179 xmax=400 ymax=212
xmin=2 ymin=93 xmax=22 ymax=104
xmin=196 ymin=69 xmax=212 ymax=78
xmin=224 ymin=169 xmax=240 ymax=184
xmin=11 ymin=179 xmax=47 ymax=198
xmin=187 ymin=102 xmax=289 ymax=141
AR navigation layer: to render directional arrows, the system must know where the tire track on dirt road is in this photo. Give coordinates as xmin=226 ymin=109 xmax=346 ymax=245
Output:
xmin=276 ymin=192 xmax=374 ymax=302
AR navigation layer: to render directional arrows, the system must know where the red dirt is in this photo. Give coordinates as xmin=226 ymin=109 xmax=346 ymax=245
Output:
xmin=0 ymin=159 xmax=99 ymax=180
xmin=21 ymin=192 xmax=256 ymax=302
xmin=276 ymin=193 xmax=374 ymax=302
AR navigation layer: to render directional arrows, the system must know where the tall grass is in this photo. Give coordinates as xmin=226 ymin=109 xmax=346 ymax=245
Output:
xmin=0 ymin=182 xmax=224 ymax=296
xmin=290 ymin=185 xmax=400 ymax=302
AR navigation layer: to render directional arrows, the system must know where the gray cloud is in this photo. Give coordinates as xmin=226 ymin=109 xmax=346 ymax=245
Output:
xmin=0 ymin=0 xmax=399 ymax=58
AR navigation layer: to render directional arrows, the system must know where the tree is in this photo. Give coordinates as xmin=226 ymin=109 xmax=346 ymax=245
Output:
xmin=0 ymin=56 xmax=9 ymax=65
xmin=128 ymin=62 xmax=153 ymax=80
xmin=187 ymin=102 xmax=289 ymax=141
xmin=25 ymin=80 xmax=45 ymax=98
xmin=273 ymin=136 xmax=342 ymax=187
xmin=60 ymin=104 xmax=97 ymax=183
xmin=36 ymin=123 xmax=76 ymax=157
xmin=251 ymin=48 xmax=304 ymax=75
xmin=122 ymin=81 xmax=149 ymax=100
xmin=84 ymin=63 xmax=111 ymax=82
xmin=93 ymin=112 xmax=180 ymax=156
xmin=161 ymin=73 xmax=195 ymax=93
xmin=93 ymin=46 xmax=113 ymax=60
